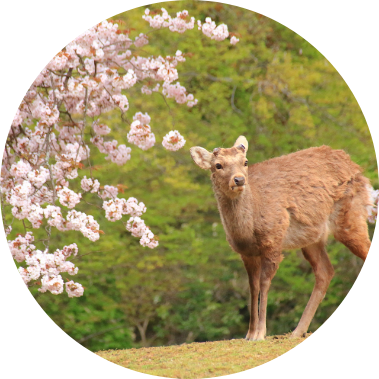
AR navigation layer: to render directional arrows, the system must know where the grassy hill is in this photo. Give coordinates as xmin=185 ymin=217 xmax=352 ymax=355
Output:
xmin=96 ymin=334 xmax=309 ymax=378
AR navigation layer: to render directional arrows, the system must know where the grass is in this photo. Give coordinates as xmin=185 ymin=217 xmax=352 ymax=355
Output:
xmin=96 ymin=334 xmax=309 ymax=378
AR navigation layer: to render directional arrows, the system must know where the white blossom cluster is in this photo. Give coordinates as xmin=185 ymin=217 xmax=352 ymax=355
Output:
xmin=9 ymin=233 xmax=82 ymax=296
xmin=91 ymin=135 xmax=132 ymax=165
xmin=162 ymin=130 xmax=186 ymax=151
xmin=134 ymin=33 xmax=149 ymax=48
xmin=8 ymin=232 xmax=36 ymax=262
xmin=5 ymin=226 xmax=12 ymax=235
xmin=230 ymin=36 xmax=240 ymax=45
xmin=44 ymin=205 xmax=67 ymax=230
xmin=126 ymin=216 xmax=147 ymax=237
xmin=103 ymin=197 xmax=158 ymax=248
xmin=81 ymin=176 xmax=100 ymax=193
xmin=99 ymin=185 xmax=118 ymax=199
xmin=103 ymin=197 xmax=147 ymax=221
xmin=139 ymin=229 xmax=159 ymax=249
xmin=66 ymin=210 xmax=101 ymax=242
xmin=10 ymin=161 xmax=50 ymax=188
xmin=162 ymin=81 xmax=198 ymax=107
xmin=126 ymin=217 xmax=158 ymax=249
xmin=57 ymin=187 xmax=82 ymax=209
xmin=142 ymin=8 xmax=195 ymax=33
xmin=127 ymin=120 xmax=155 ymax=150
xmin=141 ymin=83 xmax=160 ymax=95
xmin=92 ymin=121 xmax=111 ymax=135
xmin=197 ymin=17 xmax=230 ymax=41
xmin=127 ymin=112 xmax=156 ymax=150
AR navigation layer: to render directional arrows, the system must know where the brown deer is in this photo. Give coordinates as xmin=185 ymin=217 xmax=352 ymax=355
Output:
xmin=190 ymin=136 xmax=372 ymax=341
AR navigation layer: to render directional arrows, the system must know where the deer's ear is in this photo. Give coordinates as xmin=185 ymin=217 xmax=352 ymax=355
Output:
xmin=190 ymin=147 xmax=212 ymax=170
xmin=234 ymin=136 xmax=248 ymax=154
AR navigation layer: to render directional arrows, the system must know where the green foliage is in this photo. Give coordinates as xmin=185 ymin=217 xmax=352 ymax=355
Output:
xmin=7 ymin=1 xmax=377 ymax=351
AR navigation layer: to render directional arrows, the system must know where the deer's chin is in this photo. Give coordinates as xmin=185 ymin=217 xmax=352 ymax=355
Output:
xmin=229 ymin=185 xmax=245 ymax=196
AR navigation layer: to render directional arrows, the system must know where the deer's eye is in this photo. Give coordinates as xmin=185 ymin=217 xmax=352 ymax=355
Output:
xmin=244 ymin=160 xmax=248 ymax=166
xmin=215 ymin=163 xmax=223 ymax=169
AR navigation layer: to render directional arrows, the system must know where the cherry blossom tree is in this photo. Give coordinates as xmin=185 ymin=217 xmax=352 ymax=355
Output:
xmin=1 ymin=8 xmax=239 ymax=297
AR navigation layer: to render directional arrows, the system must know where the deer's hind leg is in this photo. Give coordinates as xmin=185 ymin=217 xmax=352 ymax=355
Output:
xmin=292 ymin=240 xmax=334 ymax=338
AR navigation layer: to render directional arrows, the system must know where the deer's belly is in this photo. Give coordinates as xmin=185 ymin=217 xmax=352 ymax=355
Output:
xmin=283 ymin=220 xmax=331 ymax=249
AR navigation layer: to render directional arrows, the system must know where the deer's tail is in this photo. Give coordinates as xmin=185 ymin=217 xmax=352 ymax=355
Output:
xmin=366 ymin=184 xmax=378 ymax=224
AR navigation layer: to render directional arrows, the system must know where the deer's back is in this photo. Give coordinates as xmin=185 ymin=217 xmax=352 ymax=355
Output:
xmin=249 ymin=146 xmax=364 ymax=203
xmin=248 ymin=146 xmax=370 ymax=248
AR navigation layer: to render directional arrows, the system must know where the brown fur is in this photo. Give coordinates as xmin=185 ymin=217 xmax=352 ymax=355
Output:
xmin=190 ymin=138 xmax=371 ymax=340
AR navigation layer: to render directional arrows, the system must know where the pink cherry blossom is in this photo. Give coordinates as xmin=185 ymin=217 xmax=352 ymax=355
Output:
xmin=127 ymin=117 xmax=155 ymax=151
xmin=66 ymin=210 xmax=100 ymax=241
xmin=13 ymin=239 xmax=81 ymax=295
xmin=103 ymin=196 xmax=146 ymax=222
xmin=99 ymin=185 xmax=118 ymax=199
xmin=8 ymin=232 xmax=35 ymax=263
xmin=140 ymin=229 xmax=159 ymax=249
xmin=230 ymin=36 xmax=240 ymax=45
xmin=27 ymin=204 xmax=44 ymax=228
xmin=58 ymin=187 xmax=82 ymax=208
xmin=162 ymin=130 xmax=186 ymax=151
xmin=91 ymin=136 xmax=132 ymax=165
xmin=103 ymin=198 xmax=125 ymax=222
xmin=44 ymin=205 xmax=66 ymax=229
xmin=66 ymin=281 xmax=84 ymax=298
xmin=112 ymin=94 xmax=129 ymax=112
xmin=40 ymin=275 xmax=64 ymax=295
xmin=198 ymin=17 xmax=229 ymax=41
xmin=5 ymin=226 xmax=12 ymax=235
xmin=126 ymin=216 xmax=147 ymax=237
xmin=123 ymin=197 xmax=147 ymax=217
xmin=134 ymin=33 xmax=149 ymax=47
xmin=143 ymin=8 xmax=195 ymax=34
xmin=162 ymin=82 xmax=198 ymax=107
xmin=81 ymin=176 xmax=100 ymax=193
xmin=10 ymin=160 xmax=32 ymax=178
xmin=92 ymin=121 xmax=111 ymax=135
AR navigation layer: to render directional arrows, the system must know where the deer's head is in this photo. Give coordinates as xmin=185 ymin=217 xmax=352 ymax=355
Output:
xmin=190 ymin=136 xmax=249 ymax=198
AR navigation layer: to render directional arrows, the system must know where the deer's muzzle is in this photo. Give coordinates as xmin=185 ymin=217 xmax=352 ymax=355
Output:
xmin=234 ymin=176 xmax=245 ymax=186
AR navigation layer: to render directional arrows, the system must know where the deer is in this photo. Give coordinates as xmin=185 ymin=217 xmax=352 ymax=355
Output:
xmin=190 ymin=136 xmax=372 ymax=341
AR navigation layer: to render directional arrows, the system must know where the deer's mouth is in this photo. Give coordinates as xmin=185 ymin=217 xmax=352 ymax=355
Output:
xmin=231 ymin=184 xmax=245 ymax=192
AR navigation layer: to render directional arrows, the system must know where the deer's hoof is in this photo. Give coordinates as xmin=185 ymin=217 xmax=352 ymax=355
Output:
xmin=245 ymin=332 xmax=265 ymax=341
xmin=291 ymin=330 xmax=307 ymax=339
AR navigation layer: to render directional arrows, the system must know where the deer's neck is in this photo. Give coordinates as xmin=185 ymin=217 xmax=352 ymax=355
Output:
xmin=213 ymin=184 xmax=256 ymax=238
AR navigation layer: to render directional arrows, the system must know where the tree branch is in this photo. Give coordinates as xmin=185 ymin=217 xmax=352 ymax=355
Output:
xmin=231 ymin=85 xmax=243 ymax=114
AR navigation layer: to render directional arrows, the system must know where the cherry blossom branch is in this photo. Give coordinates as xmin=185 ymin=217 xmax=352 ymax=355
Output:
xmin=3 ymin=8 xmax=242 ymax=297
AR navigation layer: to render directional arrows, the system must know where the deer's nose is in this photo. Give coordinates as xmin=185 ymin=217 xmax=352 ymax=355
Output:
xmin=234 ymin=176 xmax=245 ymax=186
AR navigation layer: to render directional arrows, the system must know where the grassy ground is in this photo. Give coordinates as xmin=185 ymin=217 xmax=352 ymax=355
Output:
xmin=96 ymin=334 xmax=309 ymax=378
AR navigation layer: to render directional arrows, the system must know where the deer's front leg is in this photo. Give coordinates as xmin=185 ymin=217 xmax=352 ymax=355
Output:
xmin=241 ymin=255 xmax=261 ymax=341
xmin=254 ymin=255 xmax=281 ymax=341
